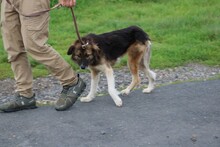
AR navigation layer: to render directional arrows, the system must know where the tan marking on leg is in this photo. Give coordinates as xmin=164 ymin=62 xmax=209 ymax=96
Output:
xmin=121 ymin=42 xmax=145 ymax=95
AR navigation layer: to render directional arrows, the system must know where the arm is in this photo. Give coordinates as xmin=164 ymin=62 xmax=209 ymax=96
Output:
xmin=59 ymin=0 xmax=76 ymax=7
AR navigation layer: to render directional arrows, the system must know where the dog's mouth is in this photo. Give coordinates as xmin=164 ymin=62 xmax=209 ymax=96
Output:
xmin=79 ymin=62 xmax=88 ymax=69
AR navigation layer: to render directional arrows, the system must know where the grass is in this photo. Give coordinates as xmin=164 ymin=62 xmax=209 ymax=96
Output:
xmin=0 ymin=0 xmax=219 ymax=79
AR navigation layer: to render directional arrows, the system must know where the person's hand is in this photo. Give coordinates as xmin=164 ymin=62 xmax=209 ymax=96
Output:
xmin=59 ymin=0 xmax=76 ymax=7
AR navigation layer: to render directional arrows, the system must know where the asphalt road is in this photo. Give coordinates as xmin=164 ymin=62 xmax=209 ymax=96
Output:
xmin=0 ymin=79 xmax=220 ymax=147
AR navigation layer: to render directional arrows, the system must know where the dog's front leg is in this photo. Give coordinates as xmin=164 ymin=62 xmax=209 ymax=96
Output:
xmin=80 ymin=70 xmax=100 ymax=103
xmin=104 ymin=66 xmax=122 ymax=107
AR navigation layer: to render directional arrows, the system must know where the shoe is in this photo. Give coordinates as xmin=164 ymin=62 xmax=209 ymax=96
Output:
xmin=0 ymin=93 xmax=37 ymax=112
xmin=55 ymin=76 xmax=86 ymax=111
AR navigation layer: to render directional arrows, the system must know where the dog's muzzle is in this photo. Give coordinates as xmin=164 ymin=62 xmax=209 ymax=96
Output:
xmin=80 ymin=64 xmax=87 ymax=69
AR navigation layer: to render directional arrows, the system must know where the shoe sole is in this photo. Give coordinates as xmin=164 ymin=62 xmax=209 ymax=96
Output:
xmin=0 ymin=105 xmax=37 ymax=113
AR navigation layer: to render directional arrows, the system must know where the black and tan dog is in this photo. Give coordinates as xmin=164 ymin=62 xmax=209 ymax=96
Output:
xmin=67 ymin=26 xmax=156 ymax=107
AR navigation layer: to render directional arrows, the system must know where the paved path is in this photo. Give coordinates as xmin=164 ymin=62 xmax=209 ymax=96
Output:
xmin=0 ymin=79 xmax=220 ymax=147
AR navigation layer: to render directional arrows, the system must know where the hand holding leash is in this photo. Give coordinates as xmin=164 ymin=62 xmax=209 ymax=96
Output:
xmin=59 ymin=0 xmax=76 ymax=7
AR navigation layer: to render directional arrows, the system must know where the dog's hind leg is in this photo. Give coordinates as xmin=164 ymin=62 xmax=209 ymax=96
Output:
xmin=103 ymin=65 xmax=122 ymax=107
xmin=80 ymin=69 xmax=100 ymax=103
xmin=141 ymin=41 xmax=156 ymax=93
xmin=121 ymin=61 xmax=140 ymax=95
xmin=121 ymin=43 xmax=143 ymax=95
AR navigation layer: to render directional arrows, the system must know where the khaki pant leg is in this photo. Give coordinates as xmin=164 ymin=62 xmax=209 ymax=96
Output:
xmin=19 ymin=0 xmax=77 ymax=86
xmin=1 ymin=0 xmax=33 ymax=97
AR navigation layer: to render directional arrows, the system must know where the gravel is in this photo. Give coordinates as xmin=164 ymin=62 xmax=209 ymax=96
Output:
xmin=0 ymin=63 xmax=220 ymax=104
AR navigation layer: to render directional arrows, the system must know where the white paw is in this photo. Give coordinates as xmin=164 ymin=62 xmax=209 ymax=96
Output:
xmin=121 ymin=89 xmax=130 ymax=95
xmin=80 ymin=96 xmax=93 ymax=103
xmin=114 ymin=98 xmax=123 ymax=107
xmin=142 ymin=87 xmax=154 ymax=93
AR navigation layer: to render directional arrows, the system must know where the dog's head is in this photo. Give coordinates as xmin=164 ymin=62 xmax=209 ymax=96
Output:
xmin=67 ymin=38 xmax=101 ymax=69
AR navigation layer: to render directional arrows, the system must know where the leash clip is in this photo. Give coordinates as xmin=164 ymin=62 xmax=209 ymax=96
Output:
xmin=82 ymin=42 xmax=89 ymax=49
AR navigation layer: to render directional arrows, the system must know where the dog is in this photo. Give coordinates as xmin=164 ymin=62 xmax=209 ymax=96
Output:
xmin=67 ymin=26 xmax=156 ymax=107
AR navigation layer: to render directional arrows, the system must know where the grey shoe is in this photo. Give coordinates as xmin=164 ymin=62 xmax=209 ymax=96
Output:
xmin=0 ymin=93 xmax=37 ymax=112
xmin=55 ymin=76 xmax=86 ymax=111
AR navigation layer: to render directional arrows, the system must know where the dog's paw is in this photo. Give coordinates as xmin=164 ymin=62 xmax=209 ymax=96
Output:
xmin=114 ymin=98 xmax=123 ymax=107
xmin=142 ymin=87 xmax=154 ymax=93
xmin=80 ymin=96 xmax=93 ymax=103
xmin=120 ymin=89 xmax=130 ymax=95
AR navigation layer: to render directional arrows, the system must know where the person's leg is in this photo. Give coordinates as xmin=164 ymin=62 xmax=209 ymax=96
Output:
xmin=19 ymin=0 xmax=85 ymax=111
xmin=1 ymin=0 xmax=33 ymax=97
xmin=0 ymin=0 xmax=36 ymax=112
xmin=20 ymin=0 xmax=77 ymax=86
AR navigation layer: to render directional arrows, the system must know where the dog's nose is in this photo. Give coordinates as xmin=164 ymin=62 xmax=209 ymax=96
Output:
xmin=80 ymin=65 xmax=86 ymax=69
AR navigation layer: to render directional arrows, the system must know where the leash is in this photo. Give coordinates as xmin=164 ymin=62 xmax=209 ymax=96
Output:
xmin=70 ymin=7 xmax=88 ymax=49
xmin=5 ymin=0 xmax=62 ymax=17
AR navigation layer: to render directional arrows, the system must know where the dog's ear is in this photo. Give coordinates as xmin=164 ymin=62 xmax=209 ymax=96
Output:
xmin=67 ymin=45 xmax=75 ymax=55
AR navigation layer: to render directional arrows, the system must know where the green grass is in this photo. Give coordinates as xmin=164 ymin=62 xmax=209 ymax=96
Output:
xmin=0 ymin=0 xmax=219 ymax=79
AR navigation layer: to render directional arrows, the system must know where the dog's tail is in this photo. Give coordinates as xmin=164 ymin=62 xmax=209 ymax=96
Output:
xmin=144 ymin=40 xmax=156 ymax=81
xmin=145 ymin=40 xmax=152 ymax=65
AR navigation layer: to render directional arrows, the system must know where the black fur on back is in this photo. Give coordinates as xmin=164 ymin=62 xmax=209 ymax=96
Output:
xmin=84 ymin=26 xmax=150 ymax=61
